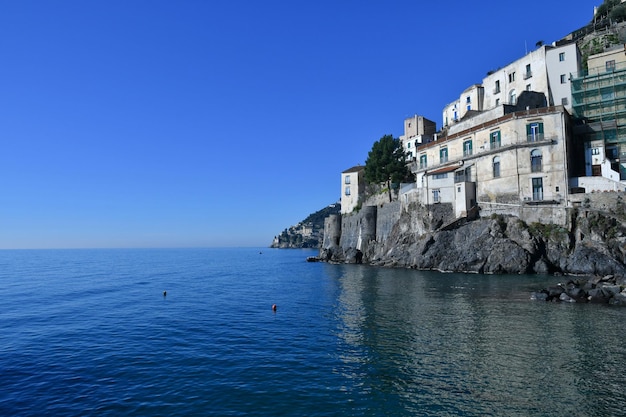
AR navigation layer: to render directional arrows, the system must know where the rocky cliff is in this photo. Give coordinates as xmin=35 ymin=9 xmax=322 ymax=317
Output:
xmin=271 ymin=202 xmax=340 ymax=249
xmin=320 ymin=193 xmax=626 ymax=285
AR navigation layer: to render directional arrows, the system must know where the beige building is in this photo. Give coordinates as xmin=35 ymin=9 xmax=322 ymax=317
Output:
xmin=341 ymin=166 xmax=365 ymax=214
xmin=409 ymin=106 xmax=575 ymax=224
xmin=399 ymin=114 xmax=436 ymax=160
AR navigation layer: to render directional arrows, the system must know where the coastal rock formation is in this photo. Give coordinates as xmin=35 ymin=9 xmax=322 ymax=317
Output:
xmin=271 ymin=203 xmax=340 ymax=249
xmin=321 ymin=193 xmax=626 ymax=284
xmin=531 ymin=275 xmax=626 ymax=304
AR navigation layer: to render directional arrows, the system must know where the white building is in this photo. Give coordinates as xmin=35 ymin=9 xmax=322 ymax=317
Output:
xmin=341 ymin=165 xmax=365 ymax=214
xmin=443 ymin=42 xmax=581 ymax=131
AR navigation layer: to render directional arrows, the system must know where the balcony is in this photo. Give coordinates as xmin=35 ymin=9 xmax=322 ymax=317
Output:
xmin=523 ymin=70 xmax=533 ymax=80
xmin=527 ymin=133 xmax=545 ymax=142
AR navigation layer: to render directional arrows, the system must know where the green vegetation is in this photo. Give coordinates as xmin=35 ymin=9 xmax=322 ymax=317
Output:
xmin=528 ymin=222 xmax=569 ymax=241
xmin=364 ymin=134 xmax=412 ymax=202
xmin=595 ymin=0 xmax=626 ymax=23
xmin=489 ymin=213 xmax=508 ymax=233
xmin=272 ymin=203 xmax=341 ymax=248
xmin=301 ymin=203 xmax=341 ymax=226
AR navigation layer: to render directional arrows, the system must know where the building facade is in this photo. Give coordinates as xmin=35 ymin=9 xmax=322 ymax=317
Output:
xmin=399 ymin=115 xmax=436 ymax=161
xmin=410 ymin=106 xmax=575 ymax=224
xmin=341 ymin=165 xmax=365 ymax=214
xmin=443 ymin=42 xmax=581 ymax=130
xmin=571 ymin=45 xmax=626 ymax=180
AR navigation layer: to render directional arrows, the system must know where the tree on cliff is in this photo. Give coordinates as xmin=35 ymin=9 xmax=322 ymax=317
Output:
xmin=364 ymin=134 xmax=412 ymax=202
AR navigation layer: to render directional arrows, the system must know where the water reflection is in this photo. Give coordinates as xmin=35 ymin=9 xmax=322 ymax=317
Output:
xmin=328 ymin=264 xmax=626 ymax=416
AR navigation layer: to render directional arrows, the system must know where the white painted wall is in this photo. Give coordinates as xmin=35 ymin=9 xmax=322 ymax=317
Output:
xmin=546 ymin=42 xmax=581 ymax=112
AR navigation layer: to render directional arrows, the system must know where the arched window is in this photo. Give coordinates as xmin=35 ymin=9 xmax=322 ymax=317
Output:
xmin=493 ymin=156 xmax=501 ymax=178
xmin=510 ymin=89 xmax=517 ymax=105
xmin=531 ymin=149 xmax=542 ymax=172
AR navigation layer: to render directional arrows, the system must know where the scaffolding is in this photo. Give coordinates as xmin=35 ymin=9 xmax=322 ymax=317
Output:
xmin=571 ymin=60 xmax=626 ymax=177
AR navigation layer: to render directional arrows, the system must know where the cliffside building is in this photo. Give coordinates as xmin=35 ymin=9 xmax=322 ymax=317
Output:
xmin=443 ymin=42 xmax=581 ymax=131
xmin=407 ymin=105 xmax=577 ymax=224
xmin=399 ymin=114 xmax=436 ymax=161
xmin=341 ymin=165 xmax=365 ymax=214
xmin=571 ymin=45 xmax=626 ymax=181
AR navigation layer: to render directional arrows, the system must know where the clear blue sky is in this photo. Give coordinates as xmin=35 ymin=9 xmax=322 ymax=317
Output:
xmin=0 ymin=0 xmax=596 ymax=249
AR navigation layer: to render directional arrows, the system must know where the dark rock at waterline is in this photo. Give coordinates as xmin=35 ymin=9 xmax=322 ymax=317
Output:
xmin=321 ymin=202 xmax=626 ymax=279
xmin=531 ymin=275 xmax=626 ymax=305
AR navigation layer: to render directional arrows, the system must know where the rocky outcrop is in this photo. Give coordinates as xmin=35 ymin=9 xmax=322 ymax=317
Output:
xmin=531 ymin=275 xmax=626 ymax=305
xmin=271 ymin=202 xmax=340 ymax=249
xmin=321 ymin=194 xmax=626 ymax=284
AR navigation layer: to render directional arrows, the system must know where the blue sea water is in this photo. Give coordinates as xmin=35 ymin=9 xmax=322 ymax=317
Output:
xmin=1 ymin=248 xmax=625 ymax=416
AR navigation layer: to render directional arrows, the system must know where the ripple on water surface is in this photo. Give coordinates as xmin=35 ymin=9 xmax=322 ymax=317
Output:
xmin=0 ymin=249 xmax=625 ymax=416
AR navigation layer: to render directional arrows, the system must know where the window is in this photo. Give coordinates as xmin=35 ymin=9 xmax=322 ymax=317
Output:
xmin=463 ymin=139 xmax=473 ymax=156
xmin=531 ymin=149 xmax=543 ymax=172
xmin=527 ymin=122 xmax=544 ymax=142
xmin=466 ymin=96 xmax=471 ymax=104
xmin=455 ymin=167 xmax=471 ymax=183
xmin=419 ymin=154 xmax=427 ymax=169
xmin=509 ymin=72 xmax=515 ymax=82
xmin=560 ymin=74 xmax=567 ymax=84
xmin=495 ymin=98 xmax=500 ymax=106
xmin=561 ymin=97 xmax=569 ymax=106
xmin=407 ymin=142 xmax=411 ymax=148
xmin=559 ymin=52 xmax=565 ymax=61
xmin=440 ymin=147 xmax=448 ymax=163
xmin=526 ymin=84 xmax=531 ymax=91
xmin=532 ymin=178 xmax=543 ymax=201
xmin=510 ymin=90 xmax=516 ymax=105
xmin=344 ymin=186 xmax=351 ymax=196
xmin=524 ymin=64 xmax=532 ymax=79
xmin=493 ymin=156 xmax=501 ymax=178
xmin=606 ymin=60 xmax=616 ymax=72
xmin=433 ymin=189 xmax=440 ymax=203
xmin=592 ymin=148 xmax=600 ymax=155
xmin=494 ymin=80 xmax=501 ymax=94
xmin=490 ymin=131 xmax=501 ymax=149
xmin=344 ymin=175 xmax=351 ymax=184
xmin=433 ymin=173 xmax=448 ymax=179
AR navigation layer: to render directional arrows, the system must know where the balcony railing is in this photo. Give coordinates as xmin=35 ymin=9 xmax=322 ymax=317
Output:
xmin=523 ymin=70 xmax=532 ymax=80
xmin=527 ymin=133 xmax=545 ymax=142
